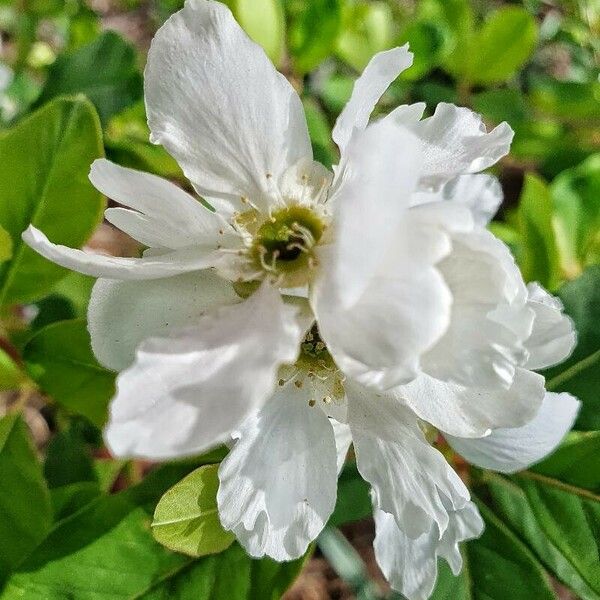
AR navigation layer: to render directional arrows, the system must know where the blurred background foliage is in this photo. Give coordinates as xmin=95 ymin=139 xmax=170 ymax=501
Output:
xmin=0 ymin=0 xmax=599 ymax=598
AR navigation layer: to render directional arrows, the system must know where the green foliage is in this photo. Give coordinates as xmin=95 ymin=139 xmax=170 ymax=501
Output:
xmin=23 ymin=319 xmax=116 ymax=427
xmin=0 ymin=97 xmax=104 ymax=305
xmin=0 ymin=414 xmax=52 ymax=583
xmin=34 ymin=31 xmax=143 ymax=125
xmin=152 ymin=464 xmax=235 ymax=557
xmin=543 ymin=267 xmax=600 ymax=430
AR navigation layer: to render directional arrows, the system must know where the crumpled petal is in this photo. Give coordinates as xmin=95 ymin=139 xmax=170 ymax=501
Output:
xmin=373 ymin=501 xmax=483 ymax=600
xmin=217 ymin=383 xmax=337 ymax=561
xmin=412 ymin=174 xmax=503 ymax=227
xmin=90 ymin=159 xmax=233 ymax=250
xmin=145 ymin=0 xmax=311 ymax=215
xmin=314 ymin=201 xmax=457 ymax=390
xmin=88 ymin=270 xmax=239 ymax=371
xmin=397 ymin=367 xmax=546 ymax=439
xmin=524 ymin=282 xmax=576 ymax=371
xmin=447 ymin=392 xmax=580 ymax=473
xmin=422 ymin=229 xmax=534 ymax=390
xmin=22 ymin=225 xmax=223 ymax=280
xmin=346 ymin=382 xmax=470 ymax=538
xmin=104 ymin=282 xmax=305 ymax=459
xmin=332 ymin=45 xmax=413 ymax=153
xmin=397 ymin=102 xmax=513 ymax=189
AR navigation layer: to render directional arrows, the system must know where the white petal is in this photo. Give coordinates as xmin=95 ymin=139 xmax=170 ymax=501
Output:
xmin=524 ymin=282 xmax=576 ymax=370
xmin=279 ymin=158 xmax=332 ymax=207
xmin=447 ymin=392 xmax=580 ymax=473
xmin=314 ymin=206 xmax=453 ymax=390
xmin=22 ymin=225 xmax=222 ymax=280
xmin=217 ymin=383 xmax=337 ymax=561
xmin=88 ymin=271 xmax=239 ymax=371
xmin=144 ymin=0 xmax=311 ymax=215
xmin=397 ymin=367 xmax=546 ymax=439
xmin=91 ymin=159 xmax=231 ymax=249
xmin=332 ymin=46 xmax=413 ymax=153
xmin=422 ymin=230 xmax=534 ymax=389
xmin=331 ymin=419 xmax=352 ymax=474
xmin=347 ymin=383 xmax=469 ymax=538
xmin=384 ymin=102 xmax=427 ymax=127
xmin=408 ymin=103 xmax=513 ymax=189
xmin=412 ymin=174 xmax=503 ymax=227
xmin=373 ymin=502 xmax=483 ymax=600
xmin=104 ymin=282 xmax=305 ymax=459
xmin=325 ymin=118 xmax=423 ymax=306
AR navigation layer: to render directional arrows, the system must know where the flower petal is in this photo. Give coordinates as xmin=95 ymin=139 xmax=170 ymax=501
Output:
xmin=407 ymin=103 xmax=513 ymax=189
xmin=373 ymin=501 xmax=483 ymax=600
xmin=23 ymin=225 xmax=223 ymax=280
xmin=145 ymin=0 xmax=311 ymax=215
xmin=347 ymin=383 xmax=470 ymax=538
xmin=104 ymin=282 xmax=305 ymax=459
xmin=412 ymin=174 xmax=503 ymax=227
xmin=331 ymin=419 xmax=352 ymax=474
xmin=397 ymin=367 xmax=546 ymax=439
xmin=314 ymin=204 xmax=453 ymax=390
xmin=332 ymin=46 xmax=413 ymax=154
xmin=525 ymin=282 xmax=576 ymax=370
xmin=217 ymin=383 xmax=337 ymax=561
xmin=447 ymin=392 xmax=580 ymax=473
xmin=88 ymin=271 xmax=239 ymax=371
xmin=91 ymin=159 xmax=231 ymax=249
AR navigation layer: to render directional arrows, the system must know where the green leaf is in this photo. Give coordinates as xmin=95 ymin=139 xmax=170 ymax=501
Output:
xmin=398 ymin=20 xmax=449 ymax=81
xmin=302 ymin=97 xmax=337 ymax=169
xmin=0 ymin=97 xmax=104 ymax=305
xmin=225 ymin=0 xmax=285 ymax=67
xmin=50 ymin=481 xmax=102 ymax=522
xmin=152 ymin=464 xmax=235 ymax=558
xmin=551 ymin=154 xmax=600 ymax=276
xmin=530 ymin=77 xmax=600 ymax=121
xmin=328 ymin=462 xmax=371 ymax=527
xmin=0 ymin=414 xmax=52 ymax=583
xmin=533 ymin=431 xmax=600 ymax=491
xmin=287 ymin=0 xmax=341 ymax=74
xmin=0 ymin=348 xmax=26 ymax=391
xmin=516 ymin=173 xmax=562 ymax=290
xmin=335 ymin=1 xmax=393 ymax=72
xmin=543 ymin=267 xmax=600 ymax=430
xmin=2 ymin=463 xmax=304 ymax=599
xmin=429 ymin=500 xmax=556 ymax=599
xmin=34 ymin=31 xmax=143 ymax=125
xmin=0 ymin=225 xmax=12 ymax=263
xmin=23 ymin=319 xmax=115 ymax=427
xmin=467 ymin=7 xmax=537 ymax=85
xmin=487 ymin=473 xmax=600 ymax=599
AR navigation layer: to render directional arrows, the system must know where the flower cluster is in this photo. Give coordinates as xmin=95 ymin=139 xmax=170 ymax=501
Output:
xmin=23 ymin=1 xmax=578 ymax=598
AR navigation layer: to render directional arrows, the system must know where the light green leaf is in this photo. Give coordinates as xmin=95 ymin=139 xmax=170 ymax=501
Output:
xmin=302 ymin=97 xmax=337 ymax=168
xmin=0 ymin=97 xmax=104 ymax=306
xmin=0 ymin=413 xmax=52 ymax=583
xmin=543 ymin=267 xmax=600 ymax=430
xmin=335 ymin=1 xmax=393 ymax=72
xmin=226 ymin=0 xmax=285 ymax=67
xmin=551 ymin=154 xmax=600 ymax=277
xmin=287 ymin=0 xmax=341 ymax=74
xmin=0 ymin=225 xmax=12 ymax=263
xmin=152 ymin=464 xmax=235 ymax=558
xmin=34 ymin=31 xmax=143 ymax=125
xmin=467 ymin=7 xmax=537 ymax=84
xmin=516 ymin=173 xmax=562 ymax=290
xmin=0 ymin=348 xmax=26 ymax=391
xmin=23 ymin=319 xmax=115 ymax=427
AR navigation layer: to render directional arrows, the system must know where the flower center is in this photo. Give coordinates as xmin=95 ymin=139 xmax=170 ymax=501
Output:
xmin=251 ymin=205 xmax=324 ymax=283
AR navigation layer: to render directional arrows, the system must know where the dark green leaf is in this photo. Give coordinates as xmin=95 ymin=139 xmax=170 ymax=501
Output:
xmin=23 ymin=319 xmax=115 ymax=427
xmin=34 ymin=32 xmax=143 ymax=125
xmin=543 ymin=267 xmax=600 ymax=429
xmin=329 ymin=462 xmax=371 ymax=527
xmin=152 ymin=464 xmax=235 ymax=558
xmin=0 ymin=414 xmax=52 ymax=583
xmin=50 ymin=481 xmax=102 ymax=522
xmin=0 ymin=97 xmax=104 ymax=305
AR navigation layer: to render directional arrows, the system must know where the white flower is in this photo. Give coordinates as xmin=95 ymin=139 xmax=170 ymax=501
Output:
xmin=21 ymin=1 xmax=579 ymax=597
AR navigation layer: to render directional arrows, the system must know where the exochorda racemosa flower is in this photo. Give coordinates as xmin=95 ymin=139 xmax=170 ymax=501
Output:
xmin=22 ymin=1 xmax=579 ymax=598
